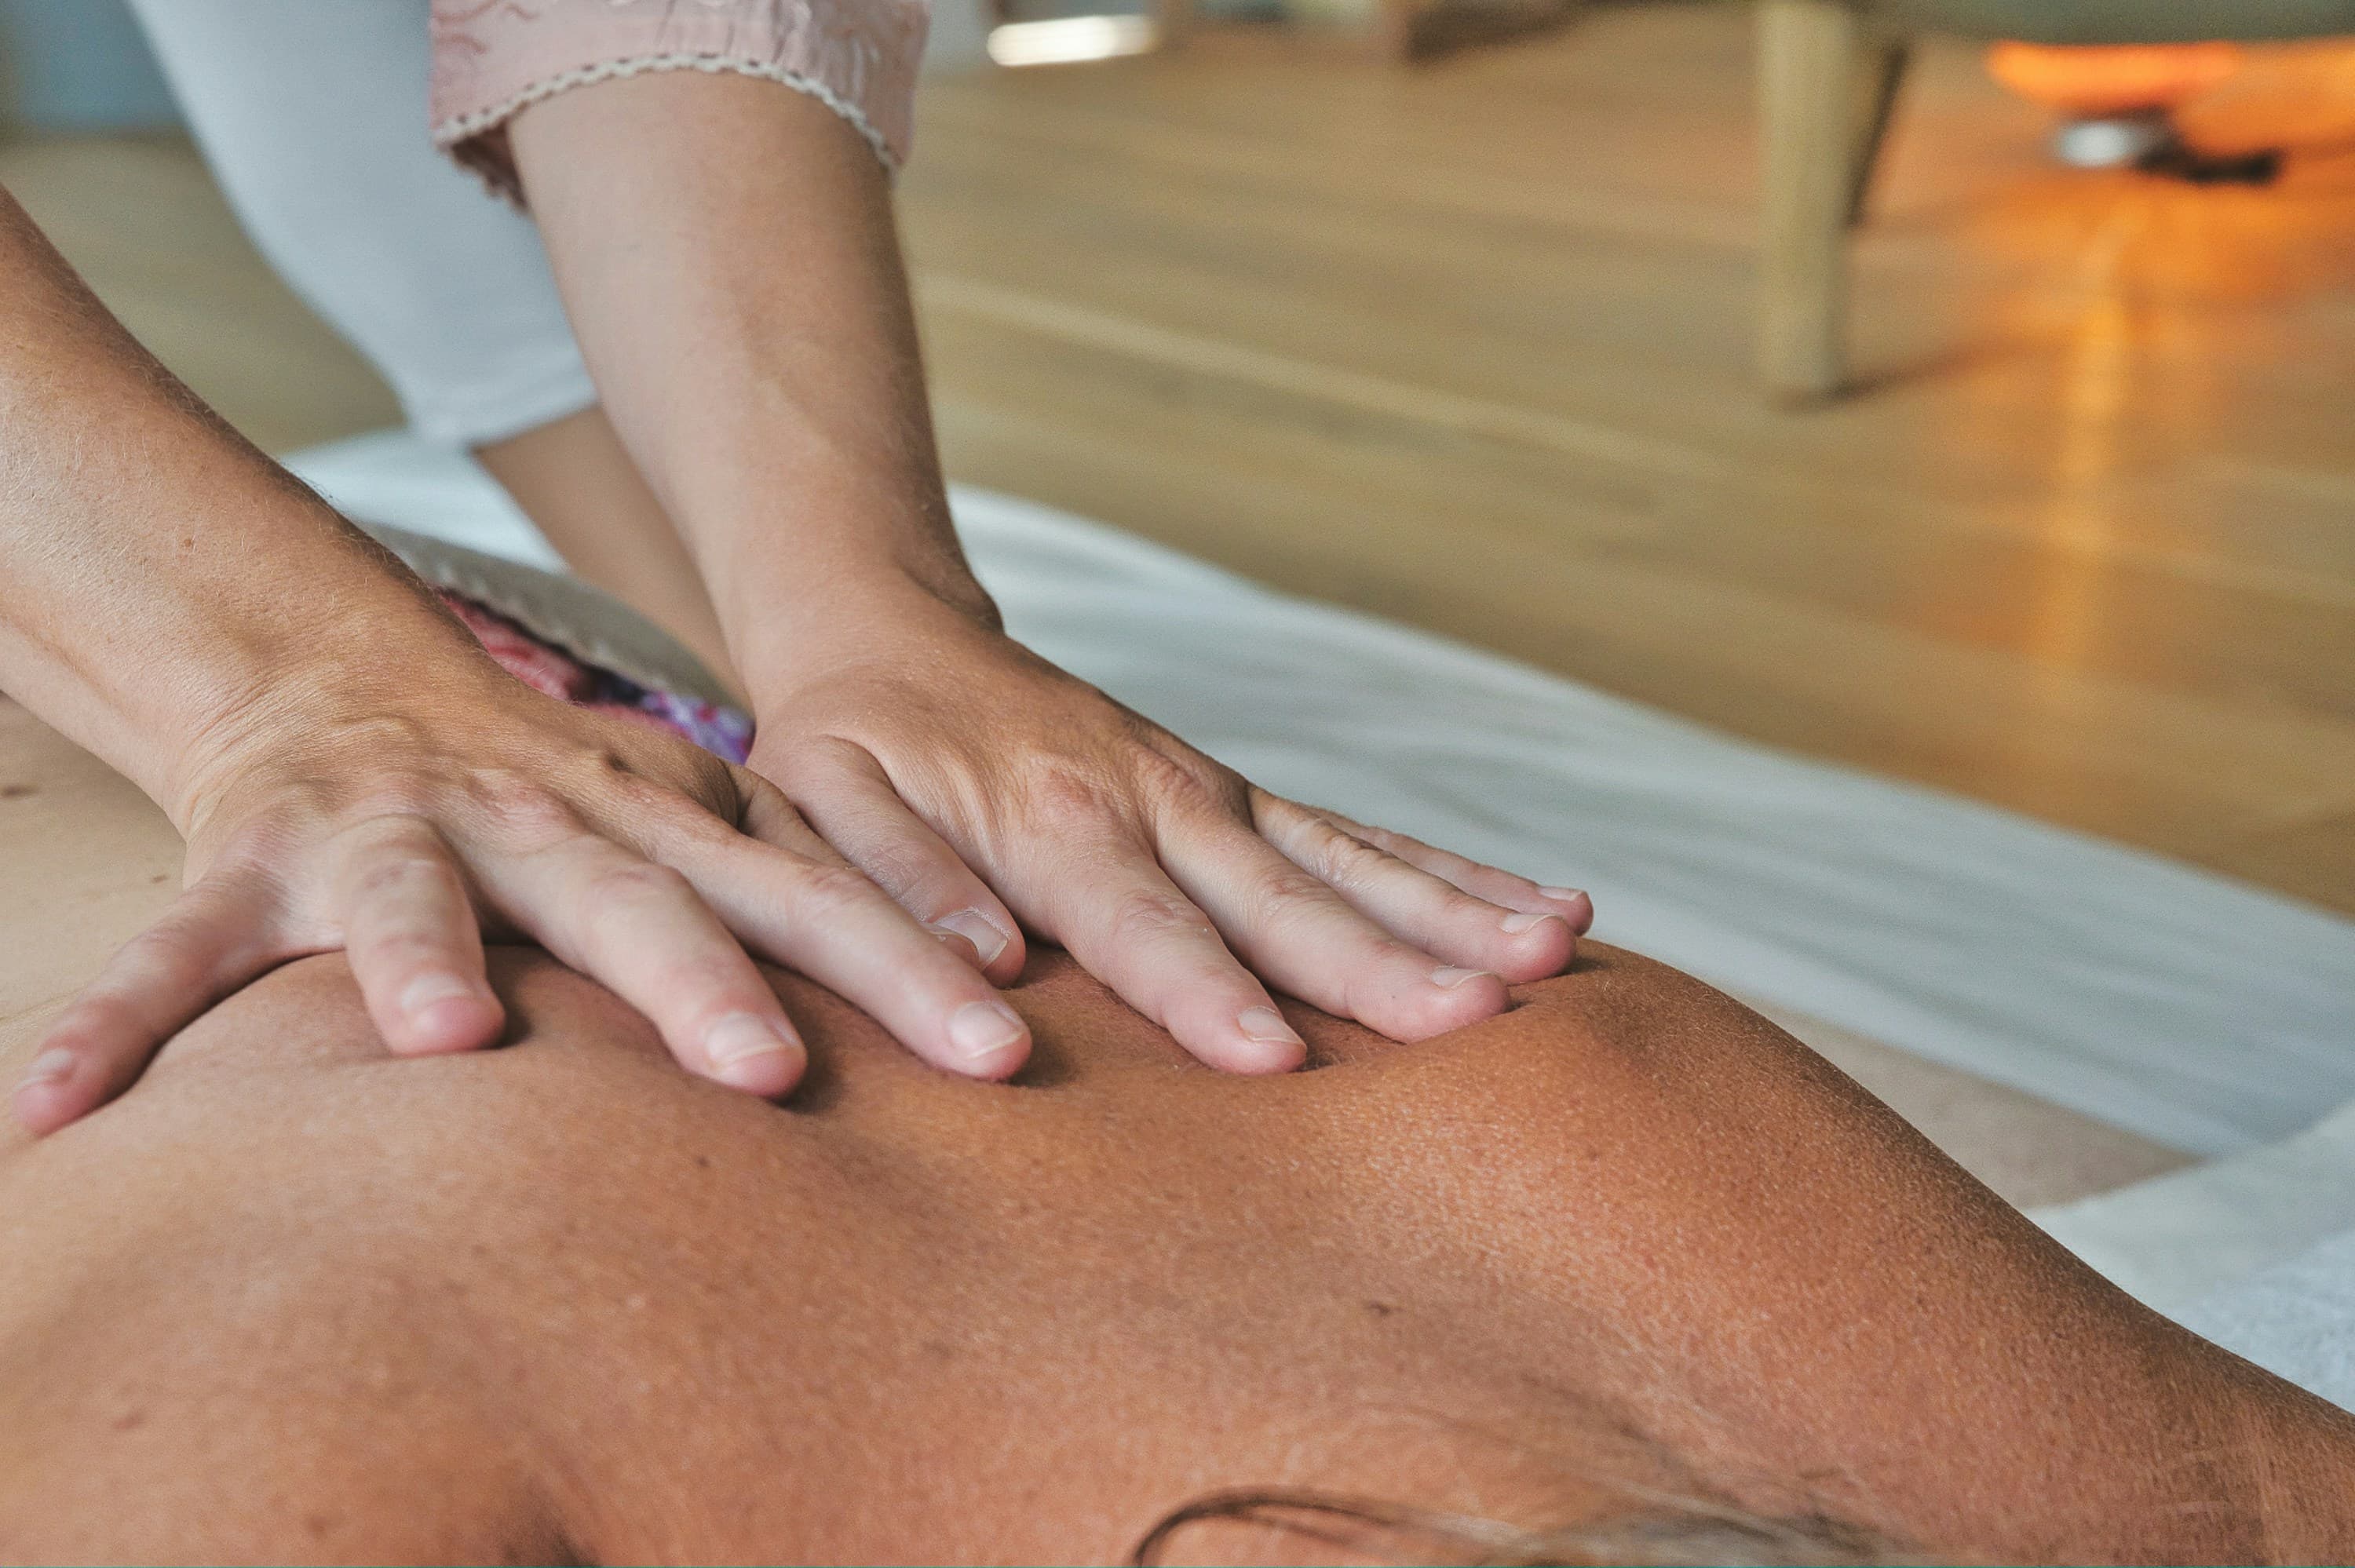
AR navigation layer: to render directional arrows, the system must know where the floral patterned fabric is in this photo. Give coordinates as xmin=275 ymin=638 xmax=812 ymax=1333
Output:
xmin=429 ymin=0 xmax=926 ymax=201
xmin=440 ymin=589 xmax=755 ymax=764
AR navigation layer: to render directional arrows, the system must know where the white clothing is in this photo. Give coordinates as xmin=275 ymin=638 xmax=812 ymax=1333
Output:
xmin=128 ymin=0 xmax=593 ymax=447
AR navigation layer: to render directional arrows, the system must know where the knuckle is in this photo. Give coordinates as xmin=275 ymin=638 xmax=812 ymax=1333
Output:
xmin=1432 ymin=879 xmax=1500 ymax=923
xmin=599 ymin=761 xmax=719 ymax=826
xmin=1247 ymin=855 xmax=1334 ymax=918
xmin=350 ymin=851 xmax=458 ymax=905
xmin=780 ymin=859 xmax=882 ymax=918
xmin=1128 ymin=744 xmax=1200 ymax=800
xmin=1280 ymin=817 xmax=1391 ymax=891
xmin=1347 ymin=819 xmax=1413 ymax=857
xmin=356 ymin=927 xmax=459 ymax=970
xmin=1104 ymin=888 xmax=1217 ymax=949
xmin=642 ymin=800 xmax=747 ymax=868
xmin=465 ymin=768 xmax=582 ymax=844
xmin=341 ymin=712 xmax=436 ymax=755
xmin=1243 ymin=859 xmax=1365 ymax=957
xmin=1246 ymin=789 xmax=1309 ymax=837
xmin=1024 ymin=741 xmax=1241 ymax=835
xmin=1024 ymin=760 xmax=1123 ymax=826
xmin=842 ymin=835 xmax=950 ymax=904
xmin=336 ymin=808 xmax=436 ymax=851
xmin=587 ymin=859 xmax=696 ymax=910
xmin=1133 ymin=741 xmax=1242 ymax=816
xmin=338 ymin=777 xmax=437 ymax=823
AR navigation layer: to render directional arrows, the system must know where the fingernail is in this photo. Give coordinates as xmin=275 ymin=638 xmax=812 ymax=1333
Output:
xmin=947 ymin=1000 xmax=1027 ymax=1065
xmin=17 ymin=1049 xmax=73 ymax=1089
xmin=930 ymin=909 xmax=1011 ymax=968
xmin=1431 ymin=965 xmax=1493 ymax=989
xmin=400 ymin=975 xmax=481 ymax=1017
xmin=1539 ymin=887 xmax=1588 ymax=905
xmin=1237 ymin=1005 xmax=1303 ymax=1047
xmin=704 ymin=1013 xmax=798 ymax=1088
xmin=1501 ymin=911 xmax=1566 ymax=935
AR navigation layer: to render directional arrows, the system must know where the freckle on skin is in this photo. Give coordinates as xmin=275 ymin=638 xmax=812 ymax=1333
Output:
xmin=110 ymin=1409 xmax=144 ymax=1431
xmin=0 ymin=782 xmax=31 ymax=798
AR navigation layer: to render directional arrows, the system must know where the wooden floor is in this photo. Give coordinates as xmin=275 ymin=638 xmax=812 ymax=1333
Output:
xmin=7 ymin=1 xmax=2355 ymax=916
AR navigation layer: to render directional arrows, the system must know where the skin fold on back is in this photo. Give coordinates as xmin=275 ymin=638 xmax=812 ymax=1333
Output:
xmin=1 ymin=944 xmax=2350 ymax=1565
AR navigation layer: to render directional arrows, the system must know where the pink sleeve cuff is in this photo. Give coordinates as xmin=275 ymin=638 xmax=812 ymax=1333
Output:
xmin=429 ymin=0 xmax=927 ymax=202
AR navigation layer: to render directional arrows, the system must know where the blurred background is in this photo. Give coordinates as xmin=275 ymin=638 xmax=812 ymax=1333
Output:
xmin=5 ymin=0 xmax=2353 ymax=917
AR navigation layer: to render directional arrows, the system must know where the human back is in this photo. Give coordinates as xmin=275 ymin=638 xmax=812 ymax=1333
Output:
xmin=1 ymin=944 xmax=2350 ymax=1565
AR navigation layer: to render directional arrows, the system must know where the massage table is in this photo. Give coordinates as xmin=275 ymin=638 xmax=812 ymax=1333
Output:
xmin=4 ymin=431 xmax=2352 ymax=1412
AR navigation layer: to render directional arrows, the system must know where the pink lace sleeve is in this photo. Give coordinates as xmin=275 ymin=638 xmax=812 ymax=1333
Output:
xmin=430 ymin=0 xmax=927 ymax=202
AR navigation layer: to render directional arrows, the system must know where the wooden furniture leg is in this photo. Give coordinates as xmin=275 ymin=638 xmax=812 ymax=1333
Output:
xmin=1153 ymin=0 xmax=1196 ymax=49
xmin=1848 ymin=33 xmax=1911 ymax=225
xmin=1758 ymin=0 xmax=1890 ymax=399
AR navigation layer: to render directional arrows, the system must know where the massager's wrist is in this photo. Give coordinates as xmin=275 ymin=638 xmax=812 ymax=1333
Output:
xmin=730 ymin=552 xmax=1006 ymax=726
xmin=158 ymin=581 xmax=502 ymax=841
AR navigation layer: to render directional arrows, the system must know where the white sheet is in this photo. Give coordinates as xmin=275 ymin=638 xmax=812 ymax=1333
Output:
xmin=2037 ymin=1099 xmax=2355 ymax=1314
xmin=2178 ymin=1229 xmax=2355 ymax=1415
xmin=284 ymin=432 xmax=2355 ymax=1161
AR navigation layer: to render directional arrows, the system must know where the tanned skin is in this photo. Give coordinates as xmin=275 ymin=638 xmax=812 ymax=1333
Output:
xmin=1 ymin=944 xmax=2350 ymax=1565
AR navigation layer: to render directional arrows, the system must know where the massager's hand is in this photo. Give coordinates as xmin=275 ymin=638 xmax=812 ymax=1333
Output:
xmin=746 ymin=590 xmax=1592 ymax=1073
xmin=11 ymin=661 xmax=1030 ymax=1135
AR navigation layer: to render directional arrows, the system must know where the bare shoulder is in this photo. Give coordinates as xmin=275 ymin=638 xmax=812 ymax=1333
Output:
xmin=0 ymin=951 xmax=697 ymax=1565
xmin=0 ymin=1274 xmax=568 ymax=1565
xmin=1308 ymin=940 xmax=1874 ymax=1122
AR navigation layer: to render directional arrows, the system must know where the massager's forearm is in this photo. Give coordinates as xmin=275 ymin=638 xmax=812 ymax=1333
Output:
xmin=0 ymin=184 xmax=479 ymax=822
xmin=505 ymin=72 xmax=996 ymax=700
